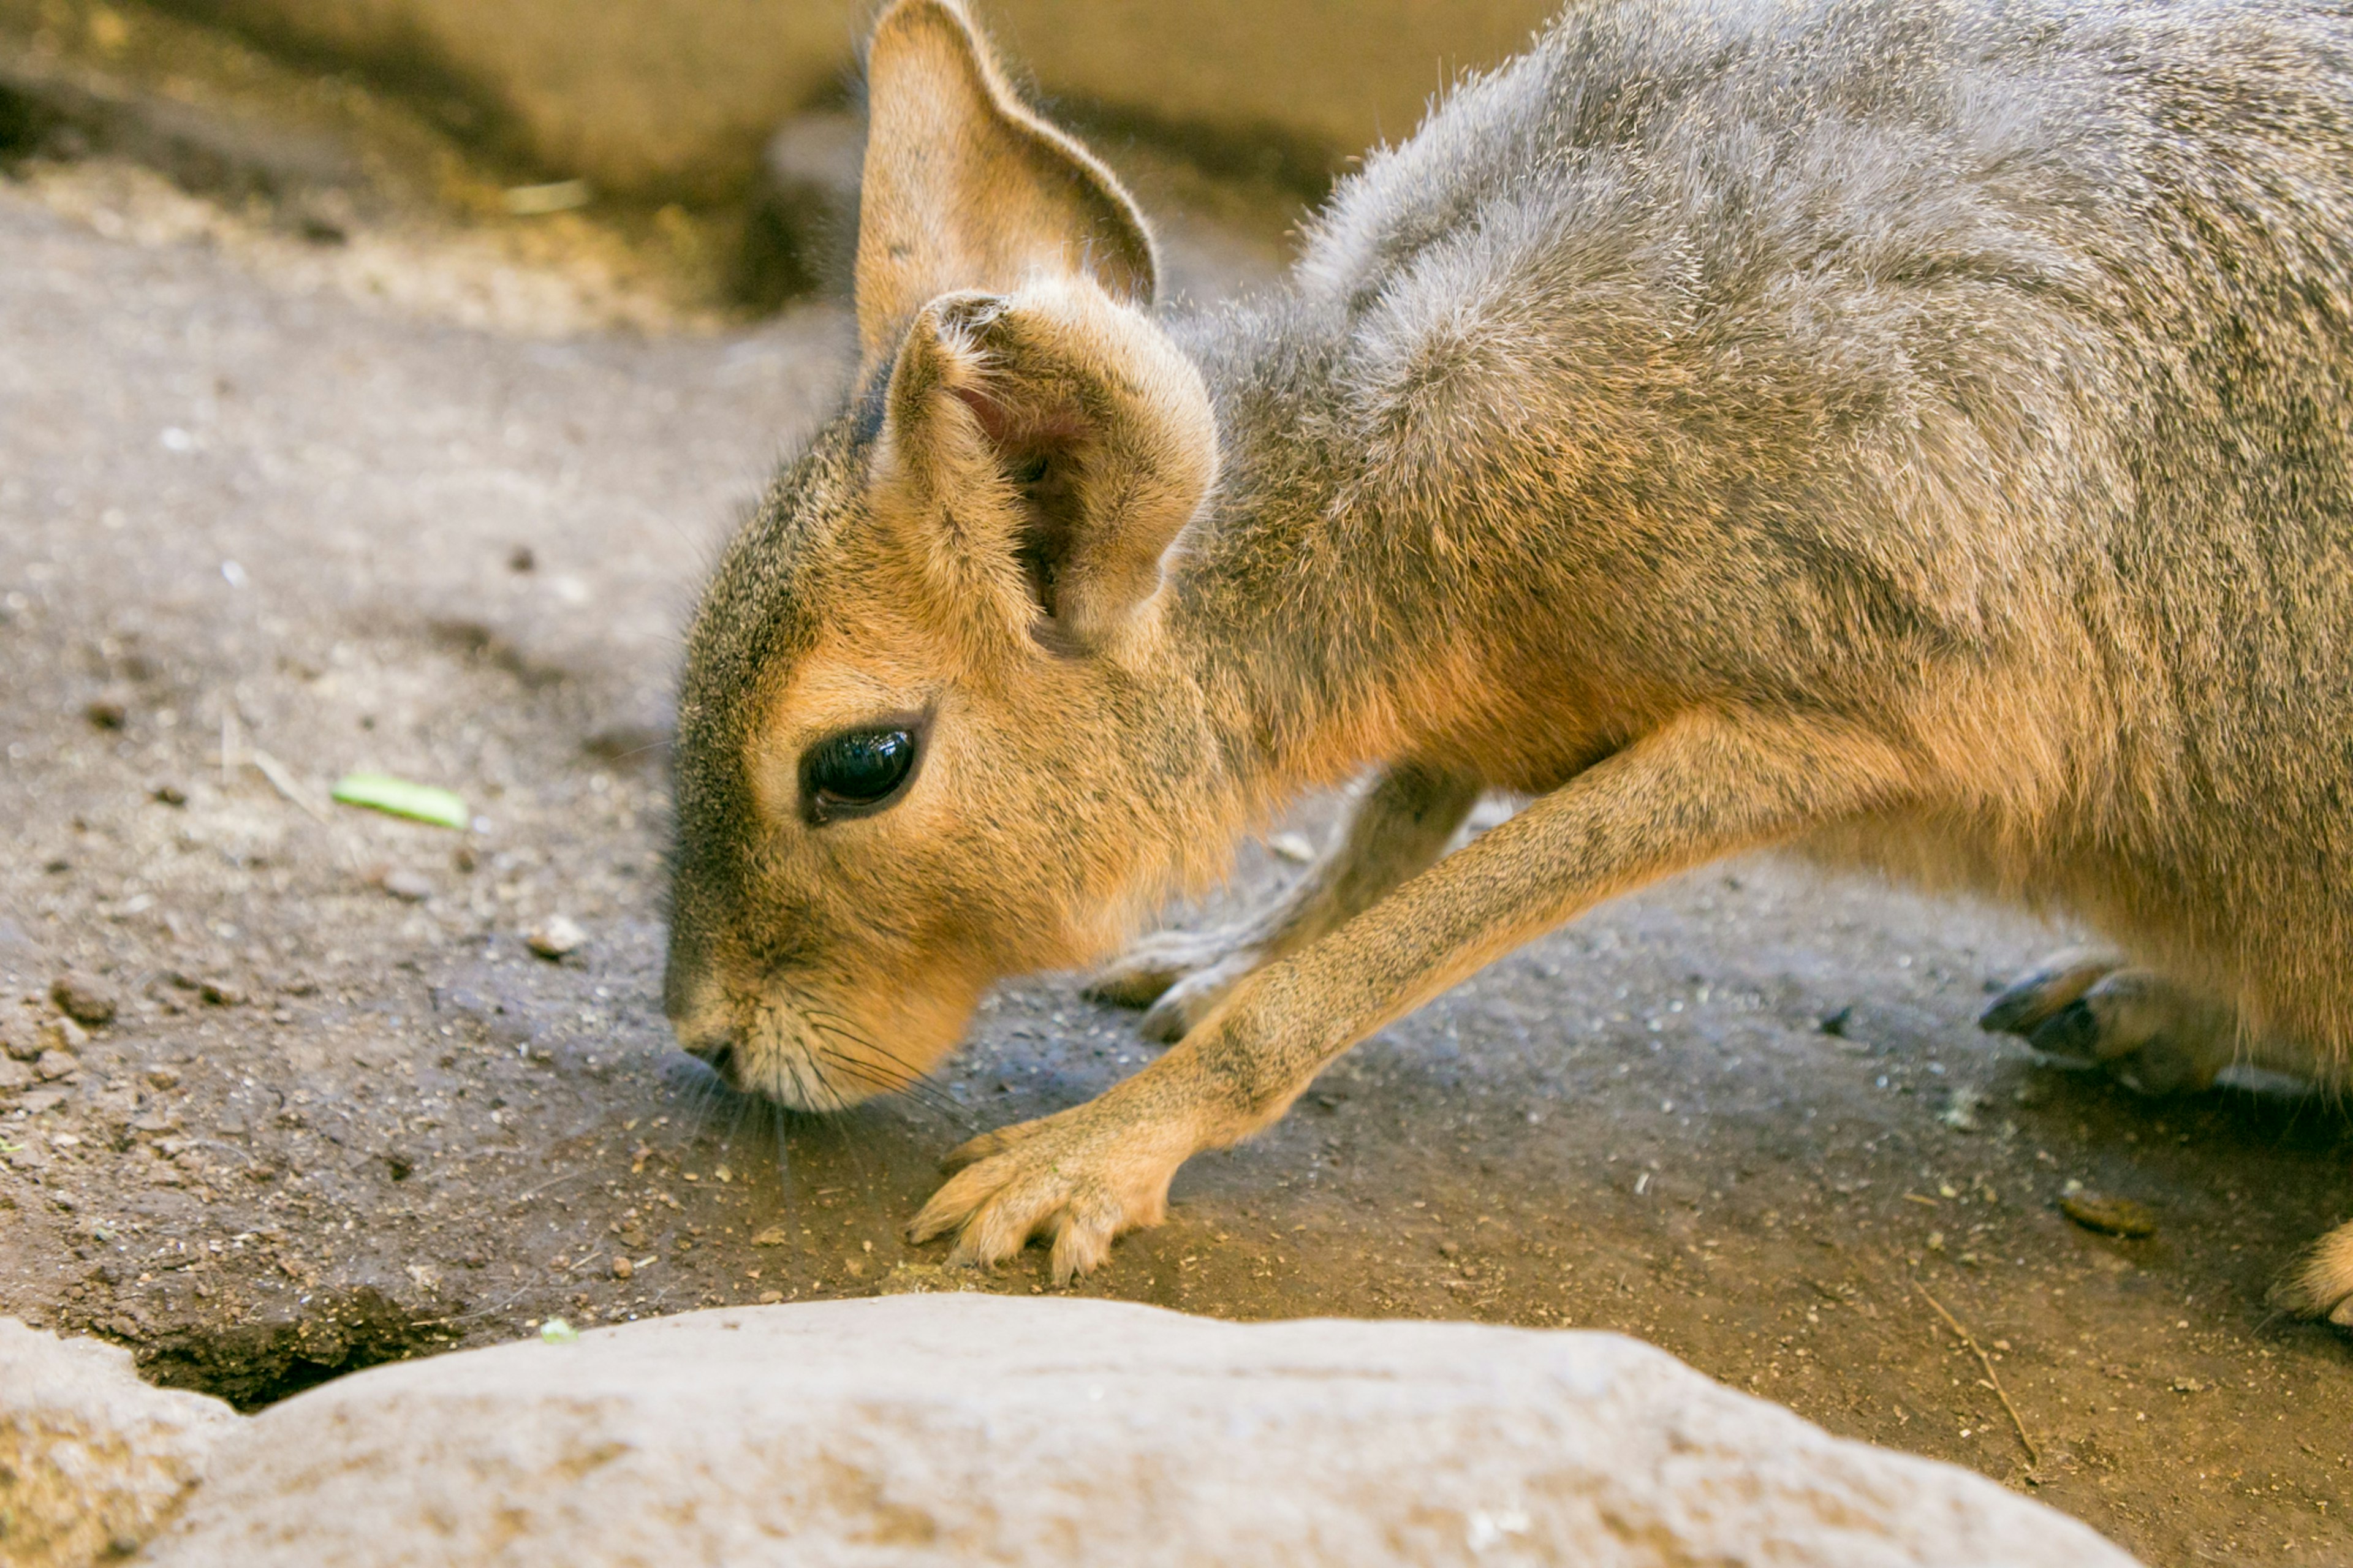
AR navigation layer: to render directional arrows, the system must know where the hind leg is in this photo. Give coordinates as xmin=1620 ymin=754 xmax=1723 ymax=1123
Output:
xmin=1086 ymin=762 xmax=1483 ymax=1041
xmin=1979 ymin=950 xmax=2239 ymax=1094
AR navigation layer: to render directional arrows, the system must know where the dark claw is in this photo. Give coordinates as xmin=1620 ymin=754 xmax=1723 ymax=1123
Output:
xmin=2026 ymin=999 xmax=2101 ymax=1061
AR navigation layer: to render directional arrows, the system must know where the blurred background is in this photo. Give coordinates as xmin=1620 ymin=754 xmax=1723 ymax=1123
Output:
xmin=0 ymin=0 xmax=1557 ymax=320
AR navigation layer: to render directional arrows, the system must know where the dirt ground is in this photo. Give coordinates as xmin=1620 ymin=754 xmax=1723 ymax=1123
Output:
xmin=1 ymin=118 xmax=2349 ymax=1568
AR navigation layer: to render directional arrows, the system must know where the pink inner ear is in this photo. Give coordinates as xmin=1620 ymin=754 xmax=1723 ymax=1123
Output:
xmin=949 ymin=384 xmax=1019 ymax=444
xmin=948 ymin=383 xmax=1089 ymax=452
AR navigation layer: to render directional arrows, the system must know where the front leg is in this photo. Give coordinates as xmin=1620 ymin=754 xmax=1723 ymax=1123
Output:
xmin=1086 ymin=762 xmax=1483 ymax=1040
xmin=912 ymin=709 xmax=1915 ymax=1278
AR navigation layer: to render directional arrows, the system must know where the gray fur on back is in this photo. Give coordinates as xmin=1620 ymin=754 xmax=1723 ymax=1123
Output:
xmin=1168 ymin=0 xmax=2353 ymax=1047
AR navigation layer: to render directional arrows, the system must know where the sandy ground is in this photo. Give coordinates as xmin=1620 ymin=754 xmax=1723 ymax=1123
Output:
xmin=1 ymin=170 xmax=2349 ymax=1567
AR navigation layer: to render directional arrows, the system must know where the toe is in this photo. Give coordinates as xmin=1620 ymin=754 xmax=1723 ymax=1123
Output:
xmin=1084 ymin=927 xmax=1238 ymax=1009
xmin=1048 ymin=1193 xmax=1123 ymax=1284
xmin=1083 ymin=961 xmax=1181 ymax=1009
xmin=1139 ymin=991 xmax=1198 ymax=1043
xmin=1139 ymin=956 xmax=1252 ymax=1043
xmin=950 ymin=1172 xmax=1065 ymax=1268
xmin=906 ymin=1164 xmax=997 ymax=1244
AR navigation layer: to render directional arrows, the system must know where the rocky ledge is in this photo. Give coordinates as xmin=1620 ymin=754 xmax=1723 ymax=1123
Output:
xmin=2 ymin=1296 xmax=2139 ymax=1566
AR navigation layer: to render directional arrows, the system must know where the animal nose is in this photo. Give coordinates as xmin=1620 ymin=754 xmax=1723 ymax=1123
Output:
xmin=686 ymin=1037 xmax=739 ymax=1088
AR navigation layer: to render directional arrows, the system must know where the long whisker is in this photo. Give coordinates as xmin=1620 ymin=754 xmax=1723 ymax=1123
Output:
xmin=813 ymin=1045 xmax=976 ymax=1130
xmin=797 ymin=1011 xmax=969 ymax=1110
xmin=800 ymin=1011 xmax=972 ymax=1108
xmin=812 ymin=1044 xmax=966 ymax=1118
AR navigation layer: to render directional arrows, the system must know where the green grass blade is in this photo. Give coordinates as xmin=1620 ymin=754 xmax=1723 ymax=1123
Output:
xmin=332 ymin=771 xmax=469 ymax=829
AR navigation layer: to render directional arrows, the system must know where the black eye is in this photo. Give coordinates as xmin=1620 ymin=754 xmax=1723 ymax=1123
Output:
xmin=800 ymin=725 xmax=919 ymax=822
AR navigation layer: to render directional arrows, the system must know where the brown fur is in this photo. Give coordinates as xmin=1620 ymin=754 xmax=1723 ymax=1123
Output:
xmin=667 ymin=0 xmax=2353 ymax=1311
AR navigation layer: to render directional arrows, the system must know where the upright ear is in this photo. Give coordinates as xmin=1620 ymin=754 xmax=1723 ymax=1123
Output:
xmin=855 ymin=0 xmax=1158 ymax=373
xmin=874 ymin=279 xmax=1216 ymax=656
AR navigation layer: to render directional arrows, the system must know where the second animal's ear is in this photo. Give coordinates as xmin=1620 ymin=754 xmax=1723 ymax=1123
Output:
xmin=855 ymin=0 xmax=1158 ymax=374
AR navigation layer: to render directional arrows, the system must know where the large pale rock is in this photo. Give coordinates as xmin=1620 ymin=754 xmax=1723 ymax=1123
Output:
xmin=0 ymin=1317 xmax=240 ymax=1567
xmin=105 ymin=1296 xmax=2135 ymax=1567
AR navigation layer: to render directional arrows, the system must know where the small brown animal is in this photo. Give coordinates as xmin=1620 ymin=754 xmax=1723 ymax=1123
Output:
xmin=667 ymin=0 xmax=2353 ymax=1317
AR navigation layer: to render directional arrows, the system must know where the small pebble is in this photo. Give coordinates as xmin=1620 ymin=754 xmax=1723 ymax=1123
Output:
xmin=144 ymin=1064 xmax=180 ymax=1088
xmin=528 ymin=915 xmax=586 ymax=960
xmin=611 ymin=1256 xmax=634 ymax=1280
xmin=1267 ymin=831 xmax=1317 ymax=864
xmin=83 ymin=698 xmax=126 ymax=730
xmin=539 ymin=1317 xmax=579 ymax=1344
xmin=150 ymin=781 xmax=188 ymax=806
xmin=757 ymin=1290 xmax=783 ymax=1305
xmin=199 ymin=980 xmax=245 ymax=1007
xmin=50 ymin=973 xmax=117 ymax=1028
xmin=2061 ymin=1191 xmax=2158 ymax=1238
xmin=34 ymin=1049 xmax=79 ymax=1082
xmin=381 ymin=869 xmax=433 ymax=903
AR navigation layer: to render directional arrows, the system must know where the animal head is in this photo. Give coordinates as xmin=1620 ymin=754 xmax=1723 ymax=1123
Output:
xmin=664 ymin=0 xmax=1226 ymax=1108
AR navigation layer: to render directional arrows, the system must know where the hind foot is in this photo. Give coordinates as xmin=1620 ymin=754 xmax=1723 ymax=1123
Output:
xmin=2270 ymin=1222 xmax=2353 ymax=1328
xmin=1979 ymin=950 xmax=2237 ymax=1094
xmin=1083 ymin=925 xmax=1265 ymax=1042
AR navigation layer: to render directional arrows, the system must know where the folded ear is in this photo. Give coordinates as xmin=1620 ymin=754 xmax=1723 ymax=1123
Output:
xmin=874 ymin=278 xmax=1216 ymax=656
xmin=856 ymin=0 xmax=1158 ymax=374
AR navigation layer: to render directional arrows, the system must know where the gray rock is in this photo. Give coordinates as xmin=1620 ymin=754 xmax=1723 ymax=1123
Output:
xmin=525 ymin=914 xmax=586 ymax=960
xmin=0 ymin=1319 xmax=240 ymax=1567
xmin=94 ymin=1296 xmax=2135 ymax=1567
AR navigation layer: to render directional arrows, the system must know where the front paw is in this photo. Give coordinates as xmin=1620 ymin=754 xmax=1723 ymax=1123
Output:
xmin=906 ymin=1096 xmax=1200 ymax=1283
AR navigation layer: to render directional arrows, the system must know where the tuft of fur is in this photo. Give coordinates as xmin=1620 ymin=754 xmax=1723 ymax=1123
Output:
xmin=671 ymin=0 xmax=2353 ymax=1294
